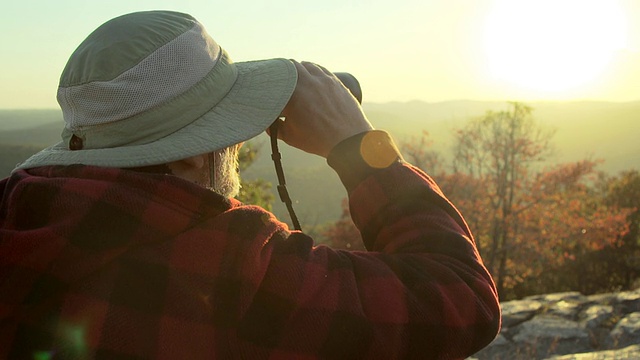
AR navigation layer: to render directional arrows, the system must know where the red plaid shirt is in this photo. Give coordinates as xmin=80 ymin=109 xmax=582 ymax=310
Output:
xmin=0 ymin=132 xmax=500 ymax=359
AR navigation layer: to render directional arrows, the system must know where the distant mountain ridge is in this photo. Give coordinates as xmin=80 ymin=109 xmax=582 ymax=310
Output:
xmin=1 ymin=100 xmax=638 ymax=225
xmin=0 ymin=121 xmax=62 ymax=147
xmin=0 ymin=109 xmax=63 ymax=131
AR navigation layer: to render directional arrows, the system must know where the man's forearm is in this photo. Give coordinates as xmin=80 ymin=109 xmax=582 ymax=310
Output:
xmin=325 ymin=129 xmax=501 ymax=357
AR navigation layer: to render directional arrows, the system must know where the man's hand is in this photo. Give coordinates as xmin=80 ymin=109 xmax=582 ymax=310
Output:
xmin=275 ymin=61 xmax=374 ymax=158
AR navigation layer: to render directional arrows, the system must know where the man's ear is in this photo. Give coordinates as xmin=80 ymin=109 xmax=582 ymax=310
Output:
xmin=167 ymin=154 xmax=207 ymax=179
xmin=181 ymin=154 xmax=206 ymax=169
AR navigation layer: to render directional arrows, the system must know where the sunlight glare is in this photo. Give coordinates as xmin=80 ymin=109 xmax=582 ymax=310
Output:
xmin=484 ymin=0 xmax=628 ymax=93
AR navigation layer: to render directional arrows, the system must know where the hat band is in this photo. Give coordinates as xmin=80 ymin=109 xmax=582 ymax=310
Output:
xmin=62 ymin=50 xmax=238 ymax=150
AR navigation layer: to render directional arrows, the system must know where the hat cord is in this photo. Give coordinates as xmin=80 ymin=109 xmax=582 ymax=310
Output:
xmin=269 ymin=121 xmax=302 ymax=231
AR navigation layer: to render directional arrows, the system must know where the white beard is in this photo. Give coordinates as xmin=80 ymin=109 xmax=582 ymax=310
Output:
xmin=206 ymin=146 xmax=241 ymax=198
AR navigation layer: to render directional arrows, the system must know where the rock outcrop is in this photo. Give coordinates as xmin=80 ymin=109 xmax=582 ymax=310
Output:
xmin=470 ymin=289 xmax=640 ymax=360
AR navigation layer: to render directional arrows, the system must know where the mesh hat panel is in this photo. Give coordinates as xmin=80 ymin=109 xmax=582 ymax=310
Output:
xmin=58 ymin=22 xmax=221 ymax=130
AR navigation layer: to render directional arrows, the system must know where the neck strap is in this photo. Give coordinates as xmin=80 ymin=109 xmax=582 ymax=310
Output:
xmin=269 ymin=121 xmax=302 ymax=231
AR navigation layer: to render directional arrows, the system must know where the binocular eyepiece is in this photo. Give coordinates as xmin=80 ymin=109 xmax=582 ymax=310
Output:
xmin=334 ymin=72 xmax=362 ymax=104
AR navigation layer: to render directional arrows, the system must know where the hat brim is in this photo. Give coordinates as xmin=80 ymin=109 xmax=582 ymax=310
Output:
xmin=16 ymin=58 xmax=297 ymax=170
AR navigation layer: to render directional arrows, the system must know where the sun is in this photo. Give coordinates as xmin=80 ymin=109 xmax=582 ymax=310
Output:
xmin=484 ymin=0 xmax=628 ymax=93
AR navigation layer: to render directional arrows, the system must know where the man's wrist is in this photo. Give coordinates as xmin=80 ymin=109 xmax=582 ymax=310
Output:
xmin=327 ymin=130 xmax=403 ymax=192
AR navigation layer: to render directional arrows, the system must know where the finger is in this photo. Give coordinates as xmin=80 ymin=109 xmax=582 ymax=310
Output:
xmin=265 ymin=117 xmax=285 ymax=137
xmin=301 ymin=61 xmax=330 ymax=77
xmin=290 ymin=60 xmax=312 ymax=83
xmin=273 ymin=117 xmax=293 ymax=143
xmin=297 ymin=60 xmax=316 ymax=74
xmin=314 ymin=63 xmax=335 ymax=77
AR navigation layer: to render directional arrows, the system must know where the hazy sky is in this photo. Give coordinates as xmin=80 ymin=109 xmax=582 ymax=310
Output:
xmin=2 ymin=0 xmax=640 ymax=109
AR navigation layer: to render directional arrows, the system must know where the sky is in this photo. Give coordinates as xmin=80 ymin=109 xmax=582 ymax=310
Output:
xmin=1 ymin=0 xmax=640 ymax=109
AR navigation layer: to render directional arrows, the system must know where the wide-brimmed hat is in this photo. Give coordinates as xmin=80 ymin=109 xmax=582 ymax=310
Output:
xmin=16 ymin=10 xmax=297 ymax=170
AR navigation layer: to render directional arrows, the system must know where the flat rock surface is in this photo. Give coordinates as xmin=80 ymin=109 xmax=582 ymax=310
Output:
xmin=544 ymin=344 xmax=640 ymax=360
xmin=470 ymin=289 xmax=640 ymax=360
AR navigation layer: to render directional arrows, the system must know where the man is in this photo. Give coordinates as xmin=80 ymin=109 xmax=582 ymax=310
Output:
xmin=0 ymin=10 xmax=500 ymax=359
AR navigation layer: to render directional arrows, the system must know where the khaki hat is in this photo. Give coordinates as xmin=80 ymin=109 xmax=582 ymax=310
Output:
xmin=17 ymin=10 xmax=297 ymax=170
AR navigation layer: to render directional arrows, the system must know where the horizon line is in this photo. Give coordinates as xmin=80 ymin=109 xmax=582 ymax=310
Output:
xmin=2 ymin=98 xmax=640 ymax=112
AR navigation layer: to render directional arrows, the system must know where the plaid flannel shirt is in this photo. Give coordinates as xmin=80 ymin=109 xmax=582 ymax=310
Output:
xmin=0 ymin=131 xmax=500 ymax=359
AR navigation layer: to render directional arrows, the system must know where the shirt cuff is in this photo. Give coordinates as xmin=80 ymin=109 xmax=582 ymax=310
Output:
xmin=327 ymin=130 xmax=404 ymax=192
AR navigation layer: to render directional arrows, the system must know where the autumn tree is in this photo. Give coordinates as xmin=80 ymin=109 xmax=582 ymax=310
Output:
xmin=597 ymin=170 xmax=640 ymax=289
xmin=509 ymin=160 xmax=631 ymax=297
xmin=446 ymin=102 xmax=631 ymax=299
xmin=605 ymin=170 xmax=640 ymax=252
xmin=450 ymin=102 xmax=554 ymax=295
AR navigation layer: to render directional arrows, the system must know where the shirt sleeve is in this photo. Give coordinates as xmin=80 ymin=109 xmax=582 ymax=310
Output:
xmin=241 ymin=130 xmax=501 ymax=359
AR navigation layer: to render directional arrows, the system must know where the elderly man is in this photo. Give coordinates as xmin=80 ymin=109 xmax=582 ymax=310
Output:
xmin=0 ymin=10 xmax=500 ymax=359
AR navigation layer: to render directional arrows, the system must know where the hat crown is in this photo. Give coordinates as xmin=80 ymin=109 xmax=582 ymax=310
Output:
xmin=56 ymin=11 xmax=232 ymax=149
xmin=60 ymin=11 xmax=199 ymax=86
